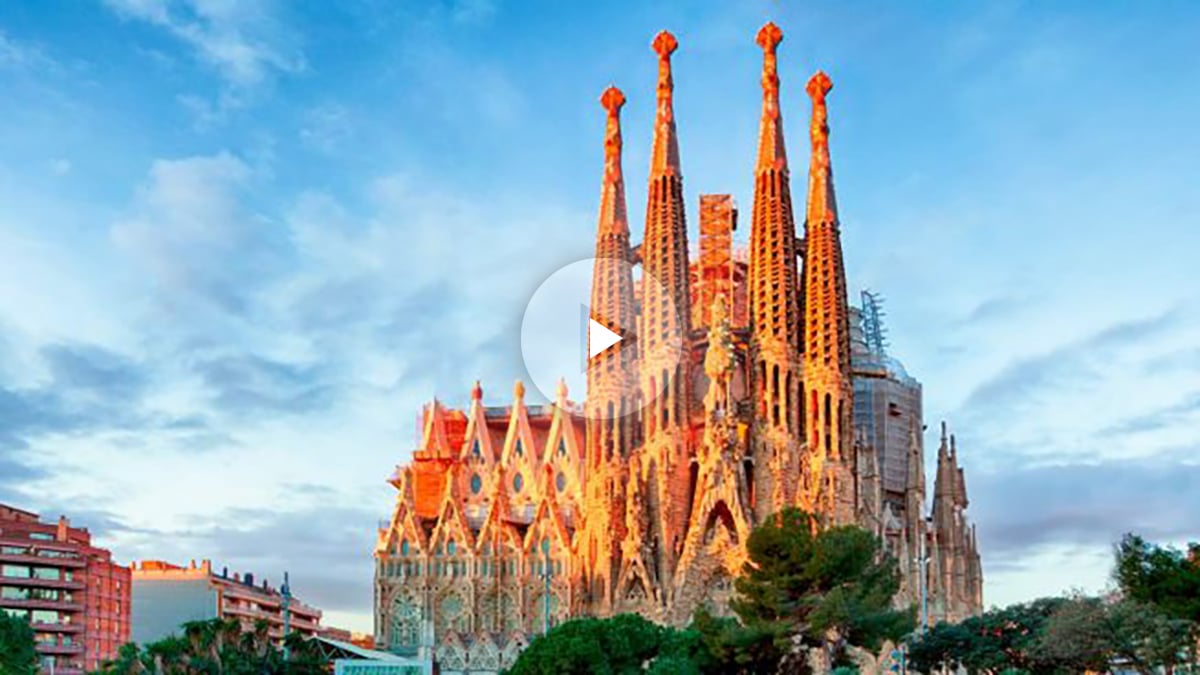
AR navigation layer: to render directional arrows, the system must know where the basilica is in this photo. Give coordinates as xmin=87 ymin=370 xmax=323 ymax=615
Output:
xmin=374 ymin=23 xmax=983 ymax=673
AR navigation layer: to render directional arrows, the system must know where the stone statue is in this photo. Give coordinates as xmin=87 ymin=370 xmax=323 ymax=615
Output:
xmin=703 ymin=293 xmax=735 ymax=421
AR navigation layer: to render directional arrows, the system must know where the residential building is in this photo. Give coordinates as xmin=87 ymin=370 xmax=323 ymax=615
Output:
xmin=130 ymin=559 xmax=322 ymax=645
xmin=0 ymin=504 xmax=131 ymax=674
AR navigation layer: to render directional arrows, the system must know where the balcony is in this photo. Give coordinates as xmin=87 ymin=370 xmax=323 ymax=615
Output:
xmin=0 ymin=552 xmax=86 ymax=568
xmin=0 ymin=598 xmax=83 ymax=612
xmin=0 ymin=576 xmax=86 ymax=591
xmin=31 ymin=622 xmax=83 ymax=634
xmin=36 ymin=642 xmax=84 ymax=656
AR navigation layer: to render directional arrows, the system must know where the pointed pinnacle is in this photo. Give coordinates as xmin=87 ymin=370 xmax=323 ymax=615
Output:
xmin=756 ymin=22 xmax=783 ymax=52
xmin=652 ymin=30 xmax=678 ymax=58
xmin=600 ymin=85 xmax=626 ymax=116
xmin=806 ymin=70 xmax=833 ymax=101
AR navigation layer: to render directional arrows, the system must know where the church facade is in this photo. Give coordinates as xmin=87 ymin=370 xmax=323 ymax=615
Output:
xmin=374 ymin=24 xmax=983 ymax=673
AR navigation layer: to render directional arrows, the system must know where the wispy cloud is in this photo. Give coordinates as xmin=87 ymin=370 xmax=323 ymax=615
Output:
xmin=102 ymin=0 xmax=304 ymax=87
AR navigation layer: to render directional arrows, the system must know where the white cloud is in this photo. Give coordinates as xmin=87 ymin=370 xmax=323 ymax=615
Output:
xmin=103 ymin=0 xmax=305 ymax=87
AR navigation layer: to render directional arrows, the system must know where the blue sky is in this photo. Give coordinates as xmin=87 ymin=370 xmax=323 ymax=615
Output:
xmin=1 ymin=1 xmax=1198 ymax=633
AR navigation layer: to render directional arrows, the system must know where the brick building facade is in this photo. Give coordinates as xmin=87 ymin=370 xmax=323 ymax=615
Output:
xmin=0 ymin=504 xmax=131 ymax=674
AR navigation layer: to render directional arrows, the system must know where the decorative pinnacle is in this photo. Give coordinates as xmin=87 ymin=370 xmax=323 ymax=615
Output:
xmin=471 ymin=380 xmax=483 ymax=401
xmin=756 ymin=22 xmax=783 ymax=53
xmin=556 ymin=378 xmax=568 ymax=404
xmin=806 ymin=70 xmax=833 ymax=102
xmin=652 ymin=30 xmax=678 ymax=58
xmin=513 ymin=379 xmax=525 ymax=401
xmin=600 ymin=85 xmax=626 ymax=117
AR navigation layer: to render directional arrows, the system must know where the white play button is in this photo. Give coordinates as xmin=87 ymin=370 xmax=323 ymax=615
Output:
xmin=519 ymin=255 xmax=682 ymax=421
xmin=588 ymin=319 xmax=623 ymax=359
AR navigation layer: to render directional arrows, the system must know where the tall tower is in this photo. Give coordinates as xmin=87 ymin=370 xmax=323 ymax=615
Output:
xmin=747 ymin=22 xmax=802 ymax=520
xmin=802 ymin=70 xmax=856 ymax=524
xmin=637 ymin=29 xmax=693 ymax=588
xmin=583 ymin=86 xmax=639 ymax=611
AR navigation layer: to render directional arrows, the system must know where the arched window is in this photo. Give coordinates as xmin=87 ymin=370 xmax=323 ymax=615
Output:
xmin=400 ymin=539 xmax=410 ymax=556
xmin=470 ymin=474 xmax=482 ymax=494
xmin=513 ymin=473 xmax=524 ymax=493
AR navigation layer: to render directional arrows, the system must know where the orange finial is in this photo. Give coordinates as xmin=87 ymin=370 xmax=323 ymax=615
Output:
xmin=652 ymin=30 xmax=678 ymax=59
xmin=471 ymin=380 xmax=483 ymax=402
xmin=649 ymin=31 xmax=680 ymax=176
xmin=556 ymin=378 xmax=568 ymax=404
xmin=756 ymin=21 xmax=783 ymax=53
xmin=513 ymin=379 xmax=525 ymax=401
xmin=600 ymin=85 xmax=626 ymax=118
xmin=807 ymin=71 xmax=833 ymax=157
xmin=600 ymin=85 xmax=626 ymax=184
xmin=754 ymin=22 xmax=787 ymax=172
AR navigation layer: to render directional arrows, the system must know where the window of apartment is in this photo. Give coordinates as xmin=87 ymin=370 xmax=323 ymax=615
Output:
xmin=1 ymin=586 xmax=29 ymax=599
xmin=31 ymin=567 xmax=61 ymax=580
xmin=1 ymin=564 xmax=30 ymax=578
xmin=0 ymin=546 xmax=27 ymax=555
xmin=31 ymin=610 xmax=60 ymax=624
xmin=29 ymin=533 xmax=54 ymax=541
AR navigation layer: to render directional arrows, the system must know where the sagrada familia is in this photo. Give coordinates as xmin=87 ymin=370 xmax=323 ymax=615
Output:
xmin=374 ymin=24 xmax=983 ymax=673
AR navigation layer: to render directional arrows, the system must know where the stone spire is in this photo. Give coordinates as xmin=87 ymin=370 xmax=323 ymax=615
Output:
xmin=747 ymin=22 xmax=803 ymax=520
xmin=584 ymin=85 xmax=638 ymax=613
xmin=638 ymin=30 xmax=693 ymax=591
xmin=649 ymin=31 xmax=681 ymax=177
xmin=587 ymin=85 xmax=638 ymax=461
xmin=802 ymin=70 xmax=855 ymax=524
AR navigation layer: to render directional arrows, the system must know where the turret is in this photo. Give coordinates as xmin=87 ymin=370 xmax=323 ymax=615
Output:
xmin=640 ymin=30 xmax=692 ymax=441
xmin=801 ymin=70 xmax=856 ymax=525
xmin=747 ymin=22 xmax=803 ymax=519
xmin=587 ymin=85 xmax=639 ymax=465
xmin=583 ymin=85 xmax=639 ymax=612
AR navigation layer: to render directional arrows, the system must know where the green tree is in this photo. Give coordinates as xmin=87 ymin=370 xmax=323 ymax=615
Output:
xmin=1115 ymin=533 xmax=1200 ymax=623
xmin=504 ymin=614 xmax=670 ymax=675
xmin=729 ymin=508 xmax=913 ymax=658
xmin=1034 ymin=596 xmax=1111 ymax=672
xmin=907 ymin=598 xmax=1065 ymax=674
xmin=0 ymin=612 xmax=39 ymax=675
xmin=95 ymin=618 xmax=329 ymax=675
xmin=1105 ymin=599 xmax=1197 ymax=675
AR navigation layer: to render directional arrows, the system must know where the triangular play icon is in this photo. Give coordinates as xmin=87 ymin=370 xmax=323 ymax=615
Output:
xmin=588 ymin=319 xmax=623 ymax=359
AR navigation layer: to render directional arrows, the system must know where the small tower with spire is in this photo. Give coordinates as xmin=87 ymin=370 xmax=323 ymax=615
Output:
xmin=747 ymin=22 xmax=803 ymax=520
xmin=583 ymin=85 xmax=639 ymax=613
xmin=801 ymin=70 xmax=856 ymax=525
xmin=637 ymin=29 xmax=694 ymax=592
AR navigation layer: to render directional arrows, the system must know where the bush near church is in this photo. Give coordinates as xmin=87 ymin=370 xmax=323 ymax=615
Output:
xmin=505 ymin=508 xmax=913 ymax=674
xmin=907 ymin=532 xmax=1200 ymax=674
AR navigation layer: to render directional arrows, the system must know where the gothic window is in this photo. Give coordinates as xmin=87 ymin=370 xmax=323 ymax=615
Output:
xmin=472 ymin=439 xmax=482 ymax=458
xmin=515 ymin=439 xmax=524 ymax=457
xmin=513 ymin=473 xmax=524 ymax=493
xmin=400 ymin=539 xmax=409 ymax=556
xmin=389 ymin=591 xmax=421 ymax=650
xmin=447 ymin=540 xmax=456 ymax=556
xmin=556 ymin=471 xmax=566 ymax=493
xmin=470 ymin=474 xmax=482 ymax=494
xmin=558 ymin=438 xmax=568 ymax=457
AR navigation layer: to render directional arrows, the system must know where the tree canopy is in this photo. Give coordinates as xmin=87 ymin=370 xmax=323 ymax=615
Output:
xmin=0 ymin=612 xmax=39 ymax=675
xmin=96 ymin=618 xmax=328 ymax=675
xmin=504 ymin=614 xmax=704 ymax=675
xmin=730 ymin=507 xmax=913 ymax=653
xmin=1115 ymin=533 xmax=1200 ymax=623
xmin=909 ymin=531 xmax=1200 ymax=675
